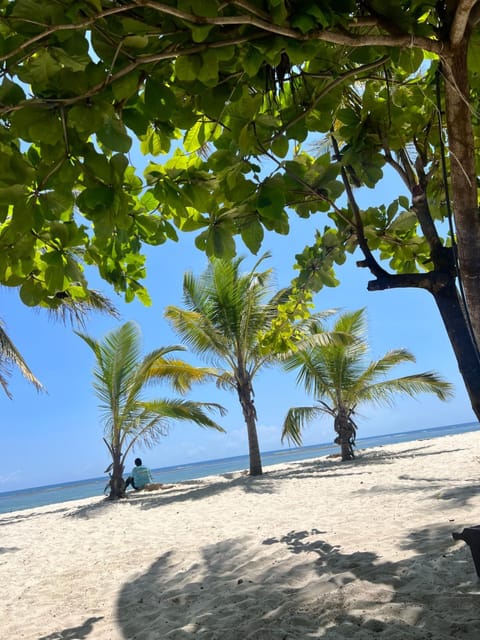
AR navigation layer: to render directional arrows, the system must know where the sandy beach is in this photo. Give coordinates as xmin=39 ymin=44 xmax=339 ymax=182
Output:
xmin=2 ymin=431 xmax=480 ymax=639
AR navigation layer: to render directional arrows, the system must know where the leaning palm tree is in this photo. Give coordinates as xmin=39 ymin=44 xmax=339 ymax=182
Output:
xmin=165 ymin=254 xmax=314 ymax=476
xmin=281 ymin=309 xmax=453 ymax=460
xmin=77 ymin=321 xmax=226 ymax=499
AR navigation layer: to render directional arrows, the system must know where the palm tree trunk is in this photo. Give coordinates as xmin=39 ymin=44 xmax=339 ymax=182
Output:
xmin=334 ymin=410 xmax=355 ymax=461
xmin=236 ymin=376 xmax=263 ymax=475
xmin=108 ymin=446 xmax=126 ymax=500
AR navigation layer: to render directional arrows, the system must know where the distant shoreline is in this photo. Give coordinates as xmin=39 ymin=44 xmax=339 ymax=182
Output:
xmin=1 ymin=420 xmax=479 ymax=514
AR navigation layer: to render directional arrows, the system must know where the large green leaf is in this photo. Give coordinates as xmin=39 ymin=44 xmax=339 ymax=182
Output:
xmin=97 ymin=120 xmax=132 ymax=153
xmin=240 ymin=218 xmax=264 ymax=254
xmin=20 ymin=279 xmax=45 ymax=306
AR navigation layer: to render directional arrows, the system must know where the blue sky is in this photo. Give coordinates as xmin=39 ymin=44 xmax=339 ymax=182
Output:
xmin=0 ymin=173 xmax=476 ymax=492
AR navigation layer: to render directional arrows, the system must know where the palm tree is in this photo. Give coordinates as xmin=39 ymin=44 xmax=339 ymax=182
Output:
xmin=77 ymin=321 xmax=226 ymax=499
xmin=165 ymin=255 xmax=307 ymax=476
xmin=281 ymin=309 xmax=453 ymax=460
xmin=0 ymin=317 xmax=44 ymax=398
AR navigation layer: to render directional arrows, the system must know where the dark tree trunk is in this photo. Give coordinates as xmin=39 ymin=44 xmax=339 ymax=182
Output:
xmin=334 ymin=409 xmax=356 ymax=461
xmin=430 ymin=281 xmax=480 ymax=418
xmin=236 ymin=375 xmax=263 ymax=475
xmin=367 ymin=269 xmax=480 ymax=421
xmin=108 ymin=446 xmax=126 ymax=500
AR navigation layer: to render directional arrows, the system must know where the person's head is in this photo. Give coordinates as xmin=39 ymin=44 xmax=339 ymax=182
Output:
xmin=134 ymin=458 xmax=142 ymax=467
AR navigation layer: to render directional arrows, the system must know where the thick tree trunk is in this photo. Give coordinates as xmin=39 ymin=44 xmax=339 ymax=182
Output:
xmin=367 ymin=267 xmax=480 ymax=420
xmin=442 ymin=41 xmax=480 ymax=351
xmin=334 ymin=409 xmax=355 ymax=461
xmin=108 ymin=447 xmax=126 ymax=500
xmin=430 ymin=281 xmax=480 ymax=418
xmin=236 ymin=375 xmax=263 ymax=475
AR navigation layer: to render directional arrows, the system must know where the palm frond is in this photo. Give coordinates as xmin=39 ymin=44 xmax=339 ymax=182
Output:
xmin=359 ymin=372 xmax=454 ymax=406
xmin=282 ymin=308 xmax=453 ymax=447
xmin=141 ymin=398 xmax=226 ymax=431
xmin=146 ymin=358 xmax=220 ymax=394
xmin=164 ymin=306 xmax=231 ymax=364
xmin=165 ymin=255 xmax=283 ymax=376
xmin=48 ymin=289 xmax=119 ymax=328
xmin=214 ymin=371 xmax=236 ymax=391
xmin=281 ymin=405 xmax=326 ymax=445
xmin=0 ymin=320 xmax=44 ymax=395
xmin=79 ymin=321 xmax=226 ymax=462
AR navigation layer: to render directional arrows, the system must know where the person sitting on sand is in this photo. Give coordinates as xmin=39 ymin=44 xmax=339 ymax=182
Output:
xmin=124 ymin=458 xmax=154 ymax=491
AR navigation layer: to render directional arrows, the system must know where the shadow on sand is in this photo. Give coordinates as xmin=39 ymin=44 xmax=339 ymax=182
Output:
xmin=63 ymin=440 xmax=471 ymax=520
xmin=114 ymin=520 xmax=479 ymax=639
xmin=37 ymin=616 xmax=104 ymax=640
xmin=109 ymin=440 xmax=479 ymax=639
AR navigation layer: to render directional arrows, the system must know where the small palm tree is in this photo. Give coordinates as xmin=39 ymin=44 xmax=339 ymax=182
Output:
xmin=77 ymin=321 xmax=226 ymax=499
xmin=281 ymin=309 xmax=453 ymax=460
xmin=165 ymin=255 xmax=297 ymax=476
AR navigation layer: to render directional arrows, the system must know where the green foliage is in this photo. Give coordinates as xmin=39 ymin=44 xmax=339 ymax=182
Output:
xmin=165 ymin=254 xmax=320 ymax=473
xmin=77 ymin=320 xmax=225 ymax=497
xmin=0 ymin=0 xmax=477 ymax=321
xmin=281 ymin=309 xmax=453 ymax=449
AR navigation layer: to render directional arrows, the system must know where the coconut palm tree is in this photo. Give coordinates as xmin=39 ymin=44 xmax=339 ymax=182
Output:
xmin=281 ymin=309 xmax=453 ymax=460
xmin=165 ymin=254 xmax=320 ymax=476
xmin=77 ymin=321 xmax=226 ymax=499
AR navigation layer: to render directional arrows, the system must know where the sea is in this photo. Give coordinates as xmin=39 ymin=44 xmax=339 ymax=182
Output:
xmin=1 ymin=420 xmax=479 ymax=515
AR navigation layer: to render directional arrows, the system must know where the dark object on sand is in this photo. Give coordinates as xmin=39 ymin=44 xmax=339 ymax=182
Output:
xmin=452 ymin=526 xmax=480 ymax=577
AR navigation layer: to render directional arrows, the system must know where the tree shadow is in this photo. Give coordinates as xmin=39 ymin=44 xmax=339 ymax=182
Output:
xmin=353 ymin=444 xmax=466 ymax=464
xmin=37 ymin=616 xmax=104 ymax=640
xmin=61 ymin=441 xmax=472 ymax=518
xmin=345 ymin=466 xmax=480 ymax=515
xmin=115 ymin=471 xmax=287 ymax=513
xmin=0 ymin=545 xmax=19 ymax=554
xmin=115 ymin=522 xmax=479 ymax=639
xmin=0 ymin=506 xmax=70 ymax=526
xmin=63 ymin=498 xmax=115 ymax=519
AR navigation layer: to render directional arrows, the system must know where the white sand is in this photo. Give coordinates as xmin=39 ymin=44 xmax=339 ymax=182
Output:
xmin=2 ymin=431 xmax=480 ymax=639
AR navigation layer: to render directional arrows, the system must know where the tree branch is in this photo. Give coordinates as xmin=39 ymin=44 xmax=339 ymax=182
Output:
xmin=1 ymin=2 xmax=443 ymax=68
xmin=276 ymin=56 xmax=389 ymax=142
xmin=0 ymin=33 xmax=265 ymax=116
xmin=365 ymin=270 xmax=451 ymax=293
xmin=450 ymin=0 xmax=478 ymax=46
xmin=225 ymin=0 xmax=271 ymax=21
xmin=383 ymin=149 xmax=412 ymax=190
xmin=331 ymin=135 xmax=389 ymax=280
xmin=143 ymin=1 xmax=441 ymax=54
xmin=0 ymin=3 xmax=141 ymax=63
xmin=468 ymin=1 xmax=480 ymax=26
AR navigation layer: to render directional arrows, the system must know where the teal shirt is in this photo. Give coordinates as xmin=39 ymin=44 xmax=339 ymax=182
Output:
xmin=131 ymin=465 xmax=153 ymax=489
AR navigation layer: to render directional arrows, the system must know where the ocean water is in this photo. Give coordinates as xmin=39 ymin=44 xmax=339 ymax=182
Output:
xmin=1 ymin=420 xmax=479 ymax=515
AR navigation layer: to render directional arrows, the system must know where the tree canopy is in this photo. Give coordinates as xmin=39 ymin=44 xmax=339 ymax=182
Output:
xmin=2 ymin=2 xmax=480 ymax=413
